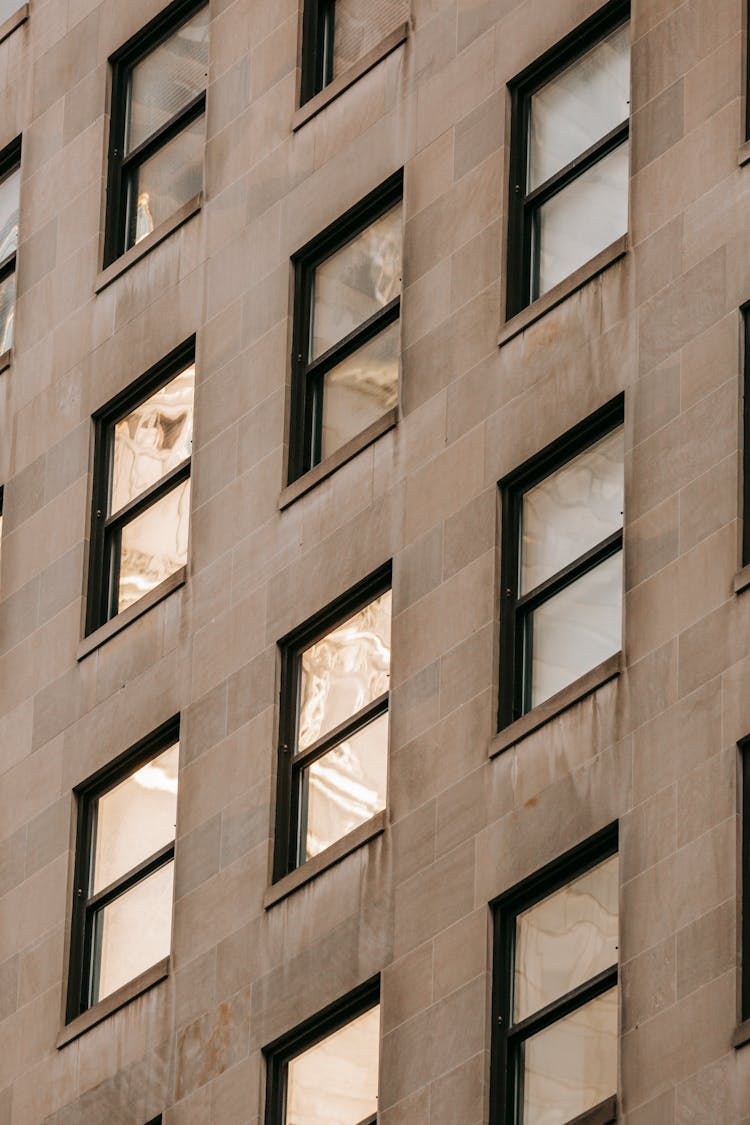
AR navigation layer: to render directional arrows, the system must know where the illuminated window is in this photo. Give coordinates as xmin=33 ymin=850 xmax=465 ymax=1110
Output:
xmin=506 ymin=2 xmax=630 ymax=316
xmin=498 ymin=398 xmax=624 ymax=728
xmin=66 ymin=720 xmax=179 ymax=1020
xmin=265 ymin=979 xmax=380 ymax=1125
xmin=0 ymin=137 xmax=20 ymax=357
xmin=289 ymin=173 xmax=402 ymax=483
xmin=104 ymin=0 xmax=208 ymax=265
xmin=86 ymin=340 xmax=194 ymax=635
xmin=274 ymin=567 xmax=391 ymax=879
xmin=300 ymin=0 xmax=406 ymax=104
xmin=491 ymin=827 xmax=619 ymax=1125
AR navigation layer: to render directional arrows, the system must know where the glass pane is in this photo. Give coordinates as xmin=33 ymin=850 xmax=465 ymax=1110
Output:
xmin=528 ymin=551 xmax=622 ymax=709
xmin=312 ymin=203 xmax=402 ymax=359
xmin=93 ymin=743 xmax=179 ymax=894
xmin=332 ymin=0 xmax=406 ymax=79
xmin=321 ymin=321 xmax=399 ymax=461
xmin=287 ymin=1005 xmax=380 ymax=1125
xmin=0 ymin=270 xmax=14 ymax=354
xmin=301 ymin=711 xmax=388 ymax=861
xmin=111 ymin=364 xmax=195 ymax=516
xmin=127 ymin=115 xmax=204 ymax=249
xmin=92 ymin=861 xmax=174 ymax=1005
xmin=529 ymin=22 xmax=630 ymax=189
xmin=298 ymin=590 xmax=391 ymax=752
xmin=520 ymin=427 xmax=623 ymax=595
xmin=0 ymin=1 xmax=23 ymax=22
xmin=127 ymin=6 xmax=209 ymax=153
xmin=514 ymin=855 xmax=618 ymax=1022
xmin=117 ymin=477 xmax=191 ymax=612
xmin=522 ymin=990 xmax=617 ymax=1125
xmin=0 ymin=165 xmax=20 ymax=263
xmin=534 ymin=141 xmax=629 ymax=299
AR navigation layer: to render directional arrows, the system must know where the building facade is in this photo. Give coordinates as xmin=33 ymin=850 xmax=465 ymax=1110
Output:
xmin=0 ymin=0 xmax=749 ymax=1121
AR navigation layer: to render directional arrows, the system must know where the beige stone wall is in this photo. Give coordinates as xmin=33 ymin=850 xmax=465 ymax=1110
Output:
xmin=0 ymin=0 xmax=749 ymax=1120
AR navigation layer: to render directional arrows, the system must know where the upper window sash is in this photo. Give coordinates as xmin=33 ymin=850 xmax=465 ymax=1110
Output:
xmin=0 ymin=137 xmax=21 ymax=355
xmin=105 ymin=0 xmax=208 ymax=265
xmin=506 ymin=0 xmax=631 ymax=317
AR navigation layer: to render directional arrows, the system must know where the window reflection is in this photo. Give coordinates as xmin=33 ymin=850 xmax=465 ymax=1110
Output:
xmin=331 ymin=0 xmax=406 ymax=79
xmin=0 ymin=165 xmax=19 ymax=263
xmin=321 ymin=322 xmax=399 ymax=460
xmin=93 ymin=861 xmax=174 ymax=1004
xmin=287 ymin=1004 xmax=380 ymax=1125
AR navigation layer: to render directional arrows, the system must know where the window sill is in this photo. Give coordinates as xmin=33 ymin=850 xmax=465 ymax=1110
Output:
xmin=292 ymin=22 xmax=409 ymax=131
xmin=95 ymin=194 xmax=202 ymax=294
xmin=733 ymin=1018 xmax=750 ymax=1049
xmin=739 ymin=139 xmax=750 ymax=168
xmin=567 ymin=1097 xmax=617 ymax=1125
xmin=264 ymin=810 xmax=386 ymax=909
xmin=279 ymin=408 xmax=398 ymax=510
xmin=734 ymin=564 xmax=750 ymax=594
xmin=490 ymin=652 xmax=622 ymax=757
xmin=77 ymin=566 xmax=187 ymax=661
xmin=0 ymin=3 xmax=28 ymax=44
xmin=0 ymin=348 xmax=11 ymax=375
xmin=498 ymin=235 xmax=629 ymax=348
xmin=57 ymin=957 xmax=169 ymax=1048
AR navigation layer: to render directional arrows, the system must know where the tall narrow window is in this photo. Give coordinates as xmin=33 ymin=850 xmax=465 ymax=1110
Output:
xmin=300 ymin=0 xmax=407 ymax=104
xmin=0 ymin=484 xmax=4 ymax=581
xmin=274 ymin=567 xmax=391 ymax=880
xmin=105 ymin=0 xmax=208 ymax=265
xmin=499 ymin=398 xmax=624 ymax=729
xmin=0 ymin=137 xmax=21 ymax=357
xmin=289 ymin=173 xmax=402 ymax=483
xmin=743 ymin=306 xmax=750 ymax=567
xmin=67 ymin=719 xmax=179 ymax=1021
xmin=87 ymin=341 xmax=194 ymax=635
xmin=265 ymin=978 xmax=380 ymax=1125
xmin=506 ymin=1 xmax=630 ymax=317
xmin=742 ymin=740 xmax=750 ymax=1026
xmin=491 ymin=826 xmax=619 ymax=1125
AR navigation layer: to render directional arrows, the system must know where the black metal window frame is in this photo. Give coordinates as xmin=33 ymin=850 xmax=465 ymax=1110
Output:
xmin=490 ymin=823 xmax=619 ymax=1125
xmin=66 ymin=716 xmax=180 ymax=1023
xmin=288 ymin=170 xmax=403 ymax=484
xmin=0 ymin=136 xmax=21 ymax=350
xmin=741 ymin=737 xmax=750 ymax=1023
xmin=498 ymin=395 xmax=624 ymax=731
xmin=300 ymin=0 xmax=336 ymax=105
xmin=86 ymin=337 xmax=195 ymax=636
xmin=273 ymin=563 xmax=391 ymax=881
xmin=746 ymin=0 xmax=750 ymax=141
xmin=505 ymin=0 xmax=630 ymax=319
xmin=104 ymin=0 xmax=208 ymax=267
xmin=264 ymin=975 xmax=380 ymax=1125
xmin=743 ymin=304 xmax=750 ymax=566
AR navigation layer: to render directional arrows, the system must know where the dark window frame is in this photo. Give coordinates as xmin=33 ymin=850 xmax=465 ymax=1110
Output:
xmin=746 ymin=0 xmax=750 ymax=142
xmin=104 ymin=0 xmax=208 ymax=267
xmin=86 ymin=337 xmax=195 ymax=636
xmin=498 ymin=395 xmax=624 ymax=731
xmin=506 ymin=0 xmax=630 ymax=319
xmin=66 ymin=716 xmax=180 ymax=1024
xmin=288 ymin=170 xmax=403 ymax=485
xmin=264 ymin=975 xmax=380 ymax=1125
xmin=741 ymin=737 xmax=750 ymax=1023
xmin=0 ymin=136 xmax=21 ymax=352
xmin=300 ymin=0 xmax=336 ymax=105
xmin=490 ymin=823 xmax=619 ymax=1125
xmin=273 ymin=563 xmax=391 ymax=882
xmin=743 ymin=304 xmax=750 ymax=567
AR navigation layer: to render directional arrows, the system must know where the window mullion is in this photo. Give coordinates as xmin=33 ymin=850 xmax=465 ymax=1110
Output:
xmin=104 ymin=457 xmax=191 ymax=532
xmin=522 ymin=119 xmax=629 ymax=211
xmin=515 ymin=528 xmax=623 ymax=615
xmin=304 ymin=297 xmax=401 ymax=381
xmin=505 ymin=963 xmax=618 ymax=1044
xmin=84 ymin=840 xmax=175 ymax=915
xmin=292 ymin=692 xmax=390 ymax=771
xmin=120 ymin=91 xmax=207 ymax=170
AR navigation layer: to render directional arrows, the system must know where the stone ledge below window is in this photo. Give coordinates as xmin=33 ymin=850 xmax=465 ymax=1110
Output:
xmin=498 ymin=235 xmax=629 ymax=349
xmin=292 ymin=22 xmax=409 ymax=132
xmin=733 ymin=1018 xmax=750 ymax=1049
xmin=77 ymin=566 xmax=186 ymax=661
xmin=734 ymin=563 xmax=750 ymax=594
xmin=0 ymin=4 xmax=28 ymax=45
xmin=264 ymin=810 xmax=386 ymax=909
xmin=57 ymin=957 xmax=169 ymax=1048
xmin=490 ymin=652 xmax=623 ymax=757
xmin=0 ymin=348 xmax=11 ymax=375
xmin=739 ymin=138 xmax=750 ymax=168
xmin=95 ymin=194 xmax=202 ymax=294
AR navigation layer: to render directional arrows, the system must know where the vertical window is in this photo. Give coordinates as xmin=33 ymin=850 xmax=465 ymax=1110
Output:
xmin=300 ymin=0 xmax=406 ymax=104
xmin=289 ymin=173 xmax=402 ymax=483
xmin=499 ymin=398 xmax=624 ymax=729
xmin=743 ymin=306 xmax=750 ymax=567
xmin=87 ymin=341 xmax=194 ymax=635
xmin=742 ymin=740 xmax=750 ymax=1025
xmin=265 ymin=978 xmax=380 ymax=1125
xmin=0 ymin=137 xmax=21 ymax=357
xmin=506 ymin=1 xmax=630 ymax=317
xmin=274 ymin=567 xmax=391 ymax=879
xmin=105 ymin=0 xmax=208 ymax=265
xmin=491 ymin=826 xmax=619 ymax=1125
xmin=67 ymin=720 xmax=179 ymax=1021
